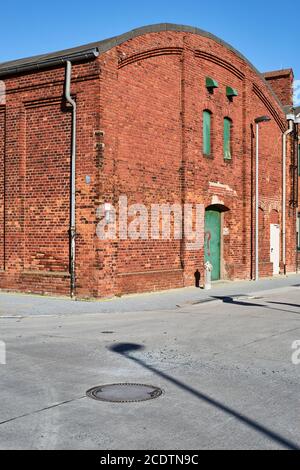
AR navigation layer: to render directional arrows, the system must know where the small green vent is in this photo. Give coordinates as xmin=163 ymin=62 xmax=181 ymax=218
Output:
xmin=226 ymin=86 xmax=238 ymax=98
xmin=206 ymin=77 xmax=219 ymax=91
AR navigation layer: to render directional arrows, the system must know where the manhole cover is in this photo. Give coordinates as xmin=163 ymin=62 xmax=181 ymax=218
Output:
xmin=86 ymin=383 xmax=163 ymax=403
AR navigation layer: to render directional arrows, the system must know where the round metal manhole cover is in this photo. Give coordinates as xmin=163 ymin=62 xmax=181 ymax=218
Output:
xmin=86 ymin=383 xmax=163 ymax=403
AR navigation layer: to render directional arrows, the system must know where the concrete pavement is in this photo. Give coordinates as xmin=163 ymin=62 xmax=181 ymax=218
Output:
xmin=0 ymin=285 xmax=300 ymax=449
xmin=0 ymin=273 xmax=300 ymax=316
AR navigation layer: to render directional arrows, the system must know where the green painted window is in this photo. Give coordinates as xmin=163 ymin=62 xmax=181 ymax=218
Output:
xmin=203 ymin=110 xmax=211 ymax=155
xmin=223 ymin=117 xmax=232 ymax=160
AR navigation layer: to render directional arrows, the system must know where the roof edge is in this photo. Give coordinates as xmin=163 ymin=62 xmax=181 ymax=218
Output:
xmin=263 ymin=68 xmax=294 ymax=79
xmin=0 ymin=23 xmax=286 ymax=112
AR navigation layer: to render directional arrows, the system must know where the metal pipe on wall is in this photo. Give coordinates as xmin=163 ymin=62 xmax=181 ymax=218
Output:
xmin=255 ymin=123 xmax=259 ymax=280
xmin=65 ymin=61 xmax=77 ymax=298
xmin=282 ymin=118 xmax=294 ymax=274
xmin=295 ymin=119 xmax=300 ymax=273
xmin=254 ymin=115 xmax=271 ymax=281
xmin=1 ymin=49 xmax=99 ymax=297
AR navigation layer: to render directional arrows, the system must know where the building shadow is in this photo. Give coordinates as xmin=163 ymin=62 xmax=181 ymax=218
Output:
xmin=109 ymin=342 xmax=299 ymax=450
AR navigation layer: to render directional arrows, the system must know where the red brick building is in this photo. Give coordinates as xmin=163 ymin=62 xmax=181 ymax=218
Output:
xmin=296 ymin=106 xmax=300 ymax=270
xmin=0 ymin=24 xmax=298 ymax=298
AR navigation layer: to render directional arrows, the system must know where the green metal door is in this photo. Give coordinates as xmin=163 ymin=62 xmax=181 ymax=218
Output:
xmin=204 ymin=210 xmax=221 ymax=281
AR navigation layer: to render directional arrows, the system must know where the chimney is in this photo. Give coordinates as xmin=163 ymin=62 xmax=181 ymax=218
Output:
xmin=263 ymin=68 xmax=294 ymax=106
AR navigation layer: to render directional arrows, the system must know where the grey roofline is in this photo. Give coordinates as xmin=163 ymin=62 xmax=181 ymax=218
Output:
xmin=0 ymin=23 xmax=285 ymax=111
xmin=0 ymin=48 xmax=99 ymax=78
xmin=283 ymin=105 xmax=300 ymax=116
xmin=263 ymin=68 xmax=293 ymax=78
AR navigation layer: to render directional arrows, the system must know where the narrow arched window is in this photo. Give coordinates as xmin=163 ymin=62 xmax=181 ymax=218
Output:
xmin=203 ymin=110 xmax=212 ymax=156
xmin=223 ymin=117 xmax=232 ymax=160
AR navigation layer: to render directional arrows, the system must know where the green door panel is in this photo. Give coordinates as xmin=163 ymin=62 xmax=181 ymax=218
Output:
xmin=204 ymin=210 xmax=221 ymax=281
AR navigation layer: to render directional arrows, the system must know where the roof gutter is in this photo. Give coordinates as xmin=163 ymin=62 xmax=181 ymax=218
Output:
xmin=0 ymin=48 xmax=99 ymax=78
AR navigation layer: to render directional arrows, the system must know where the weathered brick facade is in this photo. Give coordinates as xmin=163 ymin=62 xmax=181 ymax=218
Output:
xmin=263 ymin=69 xmax=294 ymax=107
xmin=296 ymin=106 xmax=300 ymax=272
xmin=0 ymin=24 xmax=298 ymax=297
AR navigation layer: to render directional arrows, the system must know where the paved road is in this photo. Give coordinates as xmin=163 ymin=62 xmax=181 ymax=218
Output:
xmin=0 ymin=284 xmax=300 ymax=449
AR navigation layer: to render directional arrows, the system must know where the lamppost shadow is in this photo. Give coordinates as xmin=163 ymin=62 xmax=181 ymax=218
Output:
xmin=211 ymin=296 xmax=300 ymax=315
xmin=268 ymin=301 xmax=300 ymax=309
xmin=109 ymin=342 xmax=299 ymax=450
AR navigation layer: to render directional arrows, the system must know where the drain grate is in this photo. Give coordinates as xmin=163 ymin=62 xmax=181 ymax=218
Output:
xmin=86 ymin=383 xmax=163 ymax=403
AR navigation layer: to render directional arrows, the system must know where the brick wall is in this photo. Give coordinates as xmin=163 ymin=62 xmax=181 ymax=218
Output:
xmin=0 ymin=108 xmax=4 ymax=271
xmin=0 ymin=61 xmax=101 ymax=296
xmin=24 ymin=100 xmax=71 ymax=273
xmin=263 ymin=69 xmax=294 ymax=106
xmin=0 ymin=27 xmax=297 ymax=297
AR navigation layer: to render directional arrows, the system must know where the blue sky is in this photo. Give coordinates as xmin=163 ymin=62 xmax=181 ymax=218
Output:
xmin=1 ymin=0 xmax=299 ymax=79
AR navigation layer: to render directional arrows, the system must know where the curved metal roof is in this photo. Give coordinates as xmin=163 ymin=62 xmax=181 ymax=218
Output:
xmin=0 ymin=23 xmax=285 ymax=110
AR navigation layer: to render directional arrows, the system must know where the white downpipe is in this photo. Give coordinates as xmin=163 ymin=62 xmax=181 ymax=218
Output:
xmin=282 ymin=119 xmax=294 ymax=274
xmin=255 ymin=123 xmax=259 ymax=280
xmin=65 ymin=61 xmax=77 ymax=297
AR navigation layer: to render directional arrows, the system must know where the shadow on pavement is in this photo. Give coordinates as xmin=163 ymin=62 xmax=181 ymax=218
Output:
xmin=109 ymin=342 xmax=299 ymax=450
xmin=267 ymin=301 xmax=300 ymax=309
xmin=212 ymin=296 xmax=300 ymax=315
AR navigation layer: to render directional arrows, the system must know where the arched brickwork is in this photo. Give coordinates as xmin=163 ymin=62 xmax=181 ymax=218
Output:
xmin=0 ymin=24 xmax=296 ymax=297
